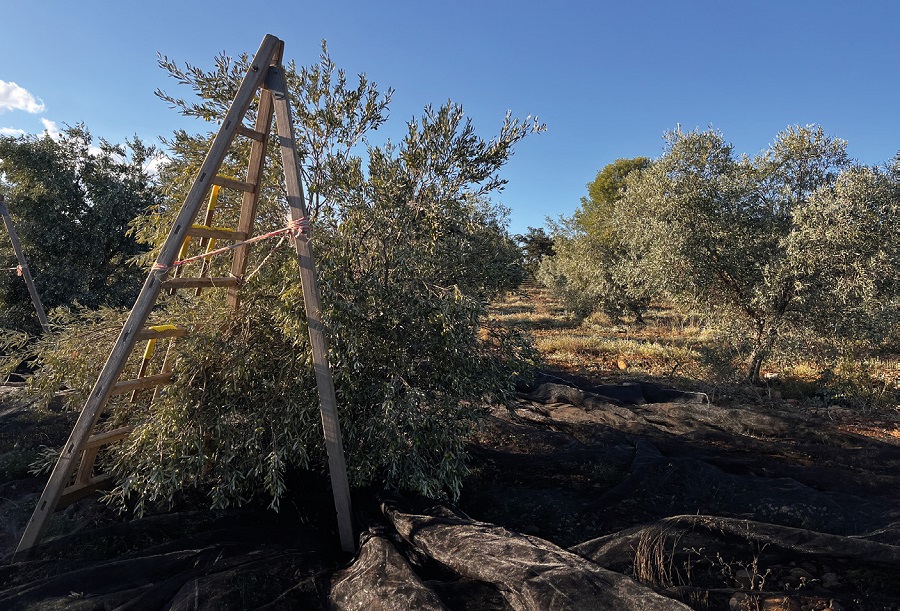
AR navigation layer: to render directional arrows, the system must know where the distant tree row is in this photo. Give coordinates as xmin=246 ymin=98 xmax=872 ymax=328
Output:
xmin=539 ymin=126 xmax=899 ymax=382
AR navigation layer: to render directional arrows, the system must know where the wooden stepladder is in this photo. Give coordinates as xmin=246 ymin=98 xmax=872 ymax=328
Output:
xmin=14 ymin=35 xmax=355 ymax=559
xmin=0 ymin=194 xmax=50 ymax=333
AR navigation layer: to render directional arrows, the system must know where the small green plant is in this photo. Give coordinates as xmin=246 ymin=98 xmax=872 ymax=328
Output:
xmin=27 ymin=445 xmax=60 ymax=476
xmin=0 ymin=328 xmax=30 ymax=381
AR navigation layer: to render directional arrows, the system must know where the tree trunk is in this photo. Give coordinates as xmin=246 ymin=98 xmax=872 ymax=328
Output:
xmin=746 ymin=350 xmax=765 ymax=384
xmin=745 ymin=326 xmax=777 ymax=384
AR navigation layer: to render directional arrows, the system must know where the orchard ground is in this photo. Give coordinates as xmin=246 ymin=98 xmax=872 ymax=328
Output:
xmin=1 ymin=286 xmax=899 ymax=610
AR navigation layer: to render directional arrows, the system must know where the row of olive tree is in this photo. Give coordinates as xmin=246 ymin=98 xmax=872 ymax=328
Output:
xmin=540 ymin=126 xmax=899 ymax=382
xmin=24 ymin=44 xmax=541 ymax=513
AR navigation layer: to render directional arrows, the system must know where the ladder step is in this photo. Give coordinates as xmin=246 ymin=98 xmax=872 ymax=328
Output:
xmin=235 ymin=124 xmax=266 ymax=141
xmin=84 ymin=427 xmax=134 ymax=450
xmin=111 ymin=372 xmax=173 ymax=395
xmin=59 ymin=475 xmax=114 ymax=509
xmin=135 ymin=325 xmax=188 ymax=341
xmin=187 ymin=225 xmax=248 ymax=241
xmin=211 ymin=175 xmax=256 ymax=193
xmin=162 ymin=276 xmax=241 ymax=290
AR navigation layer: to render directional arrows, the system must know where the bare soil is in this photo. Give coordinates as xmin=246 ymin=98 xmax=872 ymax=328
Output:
xmin=460 ymin=369 xmax=900 ymax=610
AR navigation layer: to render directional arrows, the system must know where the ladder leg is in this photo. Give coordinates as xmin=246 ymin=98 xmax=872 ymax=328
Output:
xmin=268 ymin=64 xmax=355 ymax=553
xmin=130 ymin=338 xmax=156 ymax=403
xmin=0 ymin=196 xmax=50 ymax=333
xmin=13 ymin=269 xmax=166 ymax=559
xmin=151 ymin=340 xmax=177 ymax=402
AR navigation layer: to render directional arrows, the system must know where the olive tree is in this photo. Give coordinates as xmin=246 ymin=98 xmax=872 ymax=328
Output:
xmin=616 ymin=126 xmax=897 ymax=381
xmin=0 ymin=127 xmax=161 ymax=332
xmin=27 ymin=44 xmax=541 ymax=512
xmin=787 ymin=164 xmax=899 ymax=349
xmin=538 ymin=158 xmax=654 ymax=321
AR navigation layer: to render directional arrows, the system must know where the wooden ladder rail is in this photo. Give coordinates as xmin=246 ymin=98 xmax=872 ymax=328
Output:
xmin=268 ymin=63 xmax=354 ymax=552
xmin=0 ymin=194 xmax=50 ymax=333
xmin=227 ymin=70 xmax=276 ymax=309
xmin=14 ymin=34 xmax=354 ymax=559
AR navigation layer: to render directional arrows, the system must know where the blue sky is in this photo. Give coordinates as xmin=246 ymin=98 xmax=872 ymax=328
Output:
xmin=1 ymin=0 xmax=898 ymax=235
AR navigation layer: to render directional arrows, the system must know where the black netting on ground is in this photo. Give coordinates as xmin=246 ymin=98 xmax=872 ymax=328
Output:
xmin=3 ymin=375 xmax=899 ymax=610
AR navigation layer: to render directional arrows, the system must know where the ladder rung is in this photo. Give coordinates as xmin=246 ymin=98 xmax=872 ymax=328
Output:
xmin=135 ymin=326 xmax=188 ymax=341
xmin=162 ymin=276 xmax=241 ymax=290
xmin=59 ymin=475 xmax=114 ymax=509
xmin=84 ymin=427 xmax=134 ymax=450
xmin=111 ymin=372 xmax=173 ymax=395
xmin=235 ymin=124 xmax=266 ymax=141
xmin=186 ymin=225 xmax=248 ymax=241
xmin=211 ymin=175 xmax=256 ymax=193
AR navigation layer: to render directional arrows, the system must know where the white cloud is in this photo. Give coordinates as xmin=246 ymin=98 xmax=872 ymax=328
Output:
xmin=144 ymin=153 xmax=170 ymax=176
xmin=41 ymin=117 xmax=62 ymax=140
xmin=0 ymin=81 xmax=45 ymax=114
xmin=40 ymin=118 xmax=107 ymax=156
xmin=0 ymin=127 xmax=26 ymax=137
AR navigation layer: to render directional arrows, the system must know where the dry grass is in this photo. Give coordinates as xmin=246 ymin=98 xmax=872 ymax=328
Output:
xmin=492 ymin=286 xmax=900 ymax=414
xmin=633 ymin=525 xmax=683 ymax=589
xmin=491 ymin=287 xmax=713 ymax=383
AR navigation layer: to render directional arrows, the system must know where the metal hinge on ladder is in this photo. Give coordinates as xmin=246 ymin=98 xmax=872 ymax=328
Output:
xmin=14 ymin=34 xmax=355 ymax=560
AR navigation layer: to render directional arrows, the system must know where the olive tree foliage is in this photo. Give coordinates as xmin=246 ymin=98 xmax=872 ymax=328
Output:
xmin=0 ymin=126 xmax=162 ymax=333
xmin=616 ymin=125 xmax=897 ymax=382
xmin=537 ymin=158 xmax=654 ymax=321
xmin=787 ymin=164 xmax=900 ymax=347
xmin=27 ymin=44 xmax=541 ymax=512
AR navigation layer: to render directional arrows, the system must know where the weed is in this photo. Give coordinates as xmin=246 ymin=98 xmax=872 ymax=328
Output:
xmin=634 ymin=526 xmax=687 ymax=589
xmin=844 ymin=567 xmax=900 ymax=597
xmin=28 ymin=444 xmax=59 ymax=476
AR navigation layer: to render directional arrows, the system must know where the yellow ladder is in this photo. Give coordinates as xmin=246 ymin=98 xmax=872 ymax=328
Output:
xmin=14 ymin=34 xmax=355 ymax=558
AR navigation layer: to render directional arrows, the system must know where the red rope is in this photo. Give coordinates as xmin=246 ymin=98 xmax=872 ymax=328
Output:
xmin=152 ymin=217 xmax=308 ymax=272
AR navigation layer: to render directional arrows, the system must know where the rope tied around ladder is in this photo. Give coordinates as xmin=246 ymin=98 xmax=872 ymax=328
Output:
xmin=152 ymin=217 xmax=309 ymax=273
